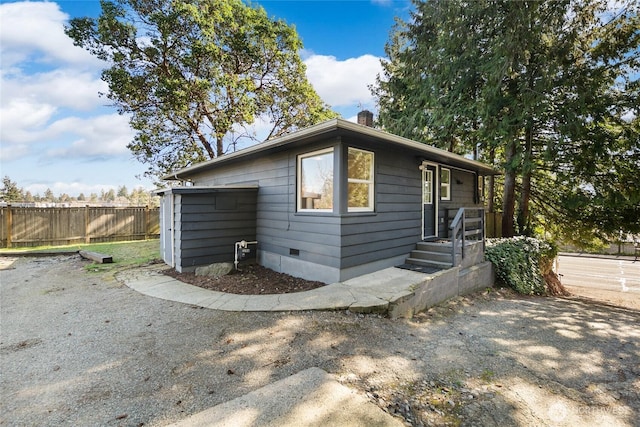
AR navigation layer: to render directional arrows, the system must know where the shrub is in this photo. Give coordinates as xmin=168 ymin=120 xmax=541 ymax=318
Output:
xmin=485 ymin=237 xmax=557 ymax=295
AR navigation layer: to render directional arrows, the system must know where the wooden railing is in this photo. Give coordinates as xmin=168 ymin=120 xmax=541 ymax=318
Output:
xmin=449 ymin=207 xmax=485 ymax=266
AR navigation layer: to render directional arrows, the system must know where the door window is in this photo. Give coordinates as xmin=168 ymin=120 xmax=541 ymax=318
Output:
xmin=423 ymin=169 xmax=433 ymax=204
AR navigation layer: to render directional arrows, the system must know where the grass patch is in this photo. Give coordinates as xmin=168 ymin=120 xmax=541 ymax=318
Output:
xmin=1 ymin=240 xmax=161 ymax=274
xmin=480 ymin=369 xmax=495 ymax=383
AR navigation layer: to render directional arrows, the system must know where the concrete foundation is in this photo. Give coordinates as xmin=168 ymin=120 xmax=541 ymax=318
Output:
xmin=388 ymin=261 xmax=494 ymax=319
xmin=259 ymin=250 xmax=413 ymax=285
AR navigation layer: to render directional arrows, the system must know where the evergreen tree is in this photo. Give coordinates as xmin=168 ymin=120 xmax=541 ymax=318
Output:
xmin=117 ymin=185 xmax=128 ymax=198
xmin=104 ymin=189 xmax=116 ymax=202
xmin=43 ymin=188 xmax=56 ymax=202
xmin=0 ymin=176 xmax=24 ymax=202
xmin=374 ymin=0 xmax=639 ymax=239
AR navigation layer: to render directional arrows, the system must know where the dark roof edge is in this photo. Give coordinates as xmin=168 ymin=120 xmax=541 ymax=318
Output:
xmin=163 ymin=118 xmax=499 ymax=180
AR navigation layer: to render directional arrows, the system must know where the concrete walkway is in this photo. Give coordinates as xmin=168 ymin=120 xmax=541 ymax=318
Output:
xmin=168 ymin=367 xmax=403 ymax=427
xmin=117 ymin=264 xmax=431 ymax=315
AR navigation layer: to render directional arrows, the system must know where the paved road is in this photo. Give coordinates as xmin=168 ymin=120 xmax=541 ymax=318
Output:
xmin=558 ymin=255 xmax=640 ymax=309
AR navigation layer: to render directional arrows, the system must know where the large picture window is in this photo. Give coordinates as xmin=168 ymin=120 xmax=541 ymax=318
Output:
xmin=440 ymin=168 xmax=451 ymax=201
xmin=347 ymin=148 xmax=374 ymax=211
xmin=298 ymin=148 xmax=334 ymax=211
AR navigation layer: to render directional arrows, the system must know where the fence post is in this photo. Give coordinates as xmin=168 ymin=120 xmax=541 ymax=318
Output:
xmin=6 ymin=205 xmax=12 ymax=248
xmin=85 ymin=205 xmax=90 ymax=244
xmin=145 ymin=205 xmax=150 ymax=240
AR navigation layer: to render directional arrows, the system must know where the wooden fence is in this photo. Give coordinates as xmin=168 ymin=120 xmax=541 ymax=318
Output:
xmin=485 ymin=211 xmax=502 ymax=238
xmin=0 ymin=206 xmax=160 ymax=248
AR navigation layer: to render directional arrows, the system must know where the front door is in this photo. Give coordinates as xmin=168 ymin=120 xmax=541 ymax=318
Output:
xmin=422 ymin=164 xmax=437 ymax=239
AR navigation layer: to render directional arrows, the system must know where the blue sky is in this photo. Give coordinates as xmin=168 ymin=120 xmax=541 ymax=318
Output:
xmin=0 ymin=0 xmax=412 ymax=197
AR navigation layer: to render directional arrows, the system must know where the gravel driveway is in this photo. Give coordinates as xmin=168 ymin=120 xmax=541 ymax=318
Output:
xmin=1 ymin=255 xmax=638 ymax=426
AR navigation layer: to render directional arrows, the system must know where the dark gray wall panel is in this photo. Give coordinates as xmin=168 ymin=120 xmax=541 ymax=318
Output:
xmin=175 ymin=190 xmax=257 ymax=269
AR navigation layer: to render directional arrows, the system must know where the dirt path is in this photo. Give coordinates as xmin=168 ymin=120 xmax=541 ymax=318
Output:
xmin=1 ymin=256 xmax=638 ymax=426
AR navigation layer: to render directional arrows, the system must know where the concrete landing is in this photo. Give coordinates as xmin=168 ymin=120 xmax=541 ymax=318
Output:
xmin=168 ymin=367 xmax=403 ymax=427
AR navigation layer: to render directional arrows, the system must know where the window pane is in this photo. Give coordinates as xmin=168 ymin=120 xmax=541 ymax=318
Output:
xmin=441 ymin=168 xmax=450 ymax=183
xmin=347 ymin=148 xmax=374 ymax=211
xmin=440 ymin=168 xmax=451 ymax=201
xmin=441 ymin=185 xmax=449 ymax=200
xmin=423 ymin=170 xmax=433 ymax=204
xmin=300 ymin=150 xmax=333 ymax=210
xmin=348 ymin=149 xmax=373 ymax=180
xmin=348 ymin=183 xmax=370 ymax=208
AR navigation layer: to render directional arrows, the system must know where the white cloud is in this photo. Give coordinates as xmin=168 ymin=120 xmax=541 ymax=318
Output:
xmin=0 ymin=143 xmax=30 ymax=162
xmin=304 ymin=54 xmax=383 ymax=108
xmin=1 ymin=69 xmax=108 ymax=112
xmin=229 ymin=116 xmax=275 ymax=150
xmin=0 ymin=110 xmax=133 ymax=162
xmin=345 ymin=114 xmax=359 ymax=123
xmin=45 ymin=114 xmax=134 ymax=159
xmin=0 ymin=1 xmax=119 ymax=164
xmin=0 ymin=98 xmax=57 ymax=145
xmin=0 ymin=1 xmax=102 ymax=69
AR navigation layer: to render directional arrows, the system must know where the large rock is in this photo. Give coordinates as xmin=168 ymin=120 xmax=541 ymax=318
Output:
xmin=195 ymin=262 xmax=234 ymax=278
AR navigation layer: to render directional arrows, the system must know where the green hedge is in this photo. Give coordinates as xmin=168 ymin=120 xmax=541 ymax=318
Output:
xmin=485 ymin=237 xmax=557 ymax=295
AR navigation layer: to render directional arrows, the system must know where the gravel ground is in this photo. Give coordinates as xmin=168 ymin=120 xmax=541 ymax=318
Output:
xmin=1 ymin=255 xmax=639 ymax=427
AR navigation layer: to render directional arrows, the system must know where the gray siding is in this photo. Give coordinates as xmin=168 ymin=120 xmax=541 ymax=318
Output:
xmin=191 ymin=141 xmax=342 ymax=271
xmin=175 ymin=190 xmax=257 ymax=270
xmin=339 ymin=146 xmax=422 ymax=269
xmin=185 ymin=138 xmax=481 ymax=281
xmin=438 ymin=169 xmax=481 ymax=237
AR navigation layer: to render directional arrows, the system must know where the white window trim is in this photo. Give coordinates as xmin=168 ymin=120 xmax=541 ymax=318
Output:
xmin=297 ymin=147 xmax=334 ymax=213
xmin=440 ymin=168 xmax=451 ymax=201
xmin=347 ymin=147 xmax=375 ymax=212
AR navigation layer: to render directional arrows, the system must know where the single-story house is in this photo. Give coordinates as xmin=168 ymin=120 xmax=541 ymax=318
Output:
xmin=158 ymin=112 xmax=498 ymax=283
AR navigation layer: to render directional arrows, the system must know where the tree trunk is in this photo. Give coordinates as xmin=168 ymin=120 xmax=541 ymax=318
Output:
xmin=216 ymin=135 xmax=224 ymax=158
xmin=518 ymin=171 xmax=531 ymax=235
xmin=487 ymin=147 xmax=496 ymax=213
xmin=188 ymin=119 xmax=216 ymax=159
xmin=517 ymin=125 xmax=533 ymax=235
xmin=502 ymin=141 xmax=517 ymax=237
